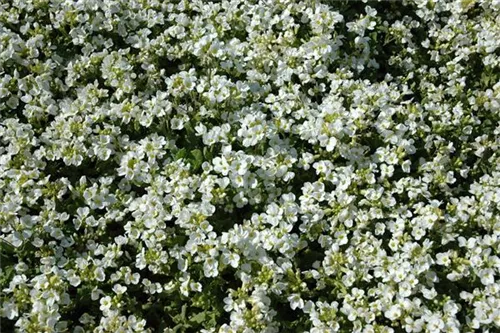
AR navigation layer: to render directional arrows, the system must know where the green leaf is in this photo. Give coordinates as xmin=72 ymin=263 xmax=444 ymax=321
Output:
xmin=0 ymin=239 xmax=15 ymax=254
xmin=175 ymin=148 xmax=187 ymax=160
xmin=203 ymin=146 xmax=213 ymax=161
xmin=190 ymin=311 xmax=206 ymax=324
xmin=180 ymin=303 xmax=187 ymax=322
xmin=207 ymin=311 xmax=218 ymax=327
xmin=185 ymin=121 xmax=194 ymax=135
xmin=170 ymin=303 xmax=188 ymax=324
xmin=172 ymin=323 xmax=190 ymax=332
xmin=461 ymin=0 xmax=476 ymax=9
xmin=0 ymin=266 xmax=14 ymax=285
xmin=190 ymin=149 xmax=204 ymax=171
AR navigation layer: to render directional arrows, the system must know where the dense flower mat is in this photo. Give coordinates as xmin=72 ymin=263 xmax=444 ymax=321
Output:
xmin=1 ymin=0 xmax=500 ymax=332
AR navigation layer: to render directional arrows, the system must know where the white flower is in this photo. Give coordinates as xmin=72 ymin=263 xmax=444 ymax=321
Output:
xmin=436 ymin=252 xmax=452 ymax=266
xmin=384 ymin=304 xmax=402 ymax=321
xmin=479 ymin=268 xmax=495 ymax=286
xmin=326 ymin=137 xmax=337 ymax=152
xmin=222 ymin=252 xmax=240 ymax=268
xmin=203 ymin=257 xmax=219 ymax=278
xmin=112 ymin=284 xmax=127 ymax=295
xmin=288 ymin=294 xmax=305 ymax=310
xmin=94 ymin=267 xmax=106 ymax=282
xmin=99 ymin=296 xmax=113 ymax=313
xmin=1 ymin=301 xmax=18 ymax=320
xmin=68 ymin=272 xmax=81 ymax=287
xmin=426 ymin=315 xmax=445 ymax=333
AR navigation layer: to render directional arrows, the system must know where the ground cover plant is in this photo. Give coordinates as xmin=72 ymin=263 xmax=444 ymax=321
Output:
xmin=1 ymin=0 xmax=500 ymax=332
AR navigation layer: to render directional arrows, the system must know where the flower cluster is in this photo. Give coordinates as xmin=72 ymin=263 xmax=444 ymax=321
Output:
xmin=1 ymin=0 xmax=500 ymax=332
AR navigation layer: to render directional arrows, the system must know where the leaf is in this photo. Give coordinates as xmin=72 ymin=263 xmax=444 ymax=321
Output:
xmin=184 ymin=122 xmax=198 ymax=145
xmin=190 ymin=311 xmax=206 ymax=324
xmin=0 ymin=266 xmax=14 ymax=285
xmin=0 ymin=239 xmax=15 ymax=254
xmin=461 ymin=0 xmax=476 ymax=9
xmin=170 ymin=303 xmax=188 ymax=324
xmin=185 ymin=121 xmax=194 ymax=135
xmin=175 ymin=148 xmax=187 ymax=160
xmin=180 ymin=303 xmax=187 ymax=322
xmin=190 ymin=149 xmax=204 ymax=171
xmin=203 ymin=146 xmax=212 ymax=161
xmin=172 ymin=323 xmax=189 ymax=332
xmin=207 ymin=310 xmax=218 ymax=327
